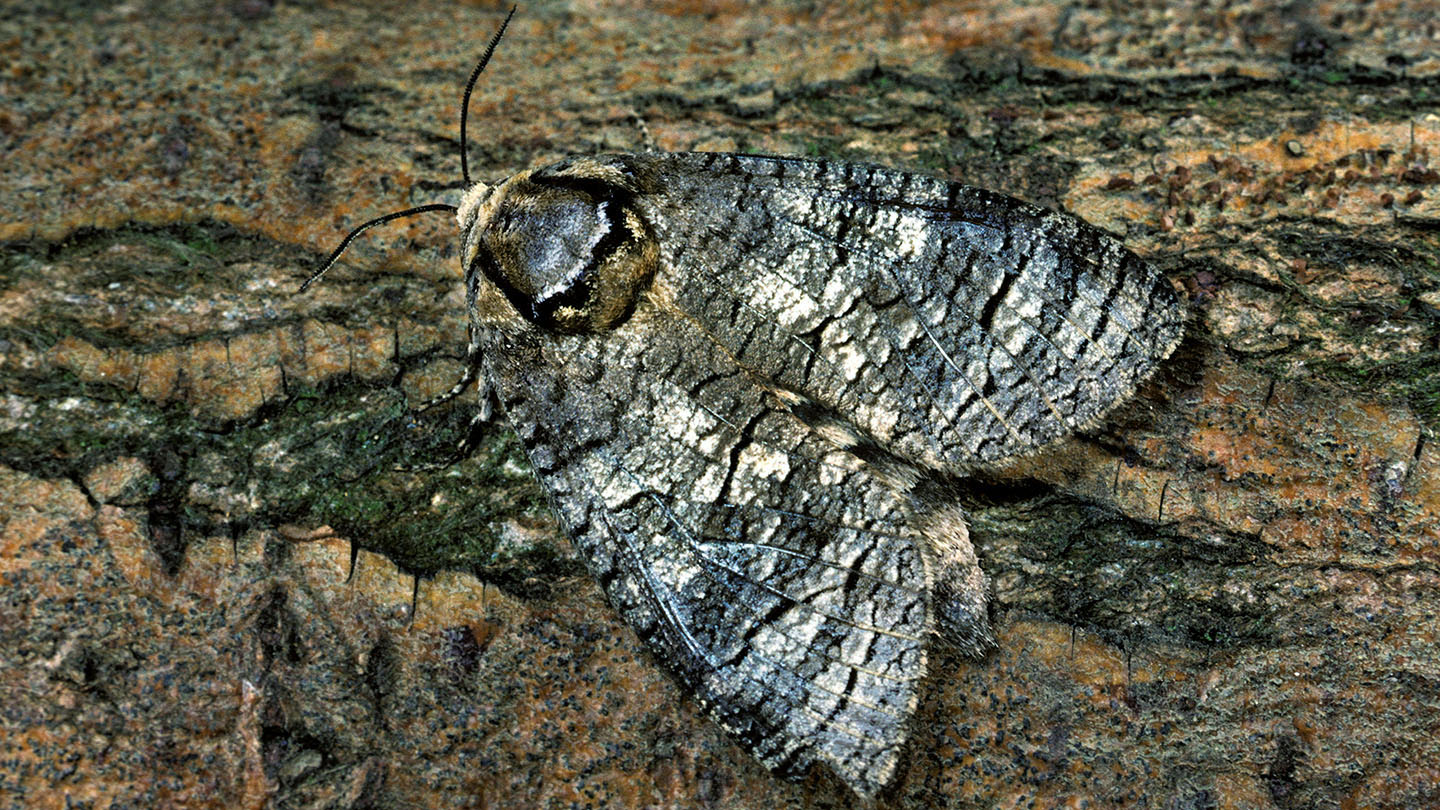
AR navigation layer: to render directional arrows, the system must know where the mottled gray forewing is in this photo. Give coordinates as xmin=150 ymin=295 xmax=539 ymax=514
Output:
xmin=637 ymin=152 xmax=1185 ymax=468
xmin=483 ymin=318 xmax=931 ymax=796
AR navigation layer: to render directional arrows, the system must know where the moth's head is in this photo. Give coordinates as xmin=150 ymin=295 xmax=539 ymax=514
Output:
xmin=461 ymin=158 xmax=659 ymax=334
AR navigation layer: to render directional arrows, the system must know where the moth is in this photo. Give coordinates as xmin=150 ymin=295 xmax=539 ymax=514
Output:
xmin=305 ymin=9 xmax=1185 ymax=799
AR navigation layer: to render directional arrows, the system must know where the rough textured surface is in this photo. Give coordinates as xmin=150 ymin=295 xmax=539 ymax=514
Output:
xmin=1 ymin=1 xmax=1437 ymax=808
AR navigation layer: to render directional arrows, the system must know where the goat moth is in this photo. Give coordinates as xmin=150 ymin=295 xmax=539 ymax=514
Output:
xmin=308 ymin=9 xmax=1185 ymax=799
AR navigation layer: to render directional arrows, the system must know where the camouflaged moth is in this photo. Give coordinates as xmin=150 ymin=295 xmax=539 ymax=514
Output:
xmin=305 ymin=8 xmax=1184 ymax=798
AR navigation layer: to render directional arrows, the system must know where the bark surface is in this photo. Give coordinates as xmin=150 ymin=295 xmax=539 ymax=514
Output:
xmin=2 ymin=2 xmax=1437 ymax=808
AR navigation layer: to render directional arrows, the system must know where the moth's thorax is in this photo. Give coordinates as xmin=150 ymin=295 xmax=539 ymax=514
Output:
xmin=462 ymin=159 xmax=660 ymax=335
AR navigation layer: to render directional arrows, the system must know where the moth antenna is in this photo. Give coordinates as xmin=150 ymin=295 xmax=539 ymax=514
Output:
xmin=302 ymin=6 xmax=514 ymax=294
xmin=300 ymin=203 xmax=458 ymax=292
xmin=460 ymin=5 xmax=517 ymax=186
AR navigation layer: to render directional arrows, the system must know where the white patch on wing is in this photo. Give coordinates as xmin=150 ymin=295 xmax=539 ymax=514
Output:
xmin=735 ymin=442 xmax=790 ymax=481
xmin=746 ymin=265 xmax=817 ymax=327
xmin=891 ymin=212 xmax=931 ymax=259
xmin=593 ymin=456 xmax=641 ymax=507
xmin=835 ymin=341 xmax=866 ymax=382
xmin=1002 ymin=281 xmax=1044 ymax=356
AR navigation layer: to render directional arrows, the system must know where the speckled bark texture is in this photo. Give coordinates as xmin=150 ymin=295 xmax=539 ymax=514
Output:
xmin=1 ymin=2 xmax=1437 ymax=809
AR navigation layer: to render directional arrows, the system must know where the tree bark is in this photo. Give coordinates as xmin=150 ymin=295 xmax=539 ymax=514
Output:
xmin=1 ymin=2 xmax=1437 ymax=808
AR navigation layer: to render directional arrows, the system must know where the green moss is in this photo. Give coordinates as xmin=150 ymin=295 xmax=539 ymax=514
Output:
xmin=136 ymin=228 xmax=220 ymax=267
xmin=797 ymin=137 xmax=850 ymax=162
xmin=0 ymin=365 xmax=552 ymax=578
xmin=249 ymin=381 xmax=549 ymax=575
xmin=1313 ymin=351 xmax=1440 ymax=427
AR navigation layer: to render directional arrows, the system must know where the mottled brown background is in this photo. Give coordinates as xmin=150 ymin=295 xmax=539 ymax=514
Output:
xmin=2 ymin=1 xmax=1438 ymax=808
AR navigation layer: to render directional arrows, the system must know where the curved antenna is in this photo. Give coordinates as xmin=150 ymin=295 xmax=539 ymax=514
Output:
xmin=461 ymin=5 xmax=517 ymax=186
xmin=300 ymin=203 xmax=458 ymax=292
xmin=302 ymin=7 xmax=515 ymax=293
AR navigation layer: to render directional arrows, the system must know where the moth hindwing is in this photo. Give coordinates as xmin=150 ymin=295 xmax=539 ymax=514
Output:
xmin=318 ymin=14 xmax=1184 ymax=800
